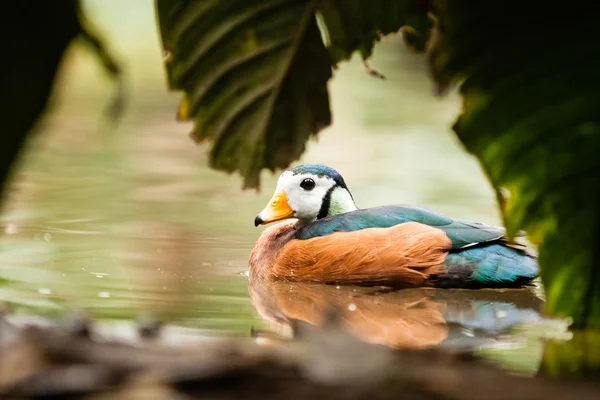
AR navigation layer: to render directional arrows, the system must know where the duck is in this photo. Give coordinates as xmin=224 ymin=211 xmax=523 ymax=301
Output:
xmin=249 ymin=164 xmax=539 ymax=288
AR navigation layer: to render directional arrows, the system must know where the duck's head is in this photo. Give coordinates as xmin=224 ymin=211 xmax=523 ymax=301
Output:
xmin=254 ymin=164 xmax=358 ymax=227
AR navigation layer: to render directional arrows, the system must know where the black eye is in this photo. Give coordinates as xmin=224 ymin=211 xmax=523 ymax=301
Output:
xmin=300 ymin=178 xmax=315 ymax=191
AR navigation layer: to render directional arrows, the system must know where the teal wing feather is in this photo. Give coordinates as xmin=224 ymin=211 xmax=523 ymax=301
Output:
xmin=438 ymin=244 xmax=539 ymax=287
xmin=294 ymin=205 xmax=505 ymax=249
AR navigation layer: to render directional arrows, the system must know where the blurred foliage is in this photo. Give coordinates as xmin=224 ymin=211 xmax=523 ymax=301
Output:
xmin=0 ymin=2 xmax=81 ymax=197
xmin=0 ymin=1 xmax=123 ymax=201
xmin=427 ymin=2 xmax=600 ymax=328
xmin=540 ymin=331 xmax=600 ymax=379
xmin=156 ymin=0 xmax=431 ymax=188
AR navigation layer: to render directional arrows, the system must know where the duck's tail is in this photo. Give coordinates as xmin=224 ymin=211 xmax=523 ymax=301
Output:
xmin=434 ymin=243 xmax=539 ymax=288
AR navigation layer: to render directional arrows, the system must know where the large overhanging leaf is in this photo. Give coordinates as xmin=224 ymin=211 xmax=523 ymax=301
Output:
xmin=317 ymin=0 xmax=432 ymax=63
xmin=156 ymin=0 xmax=333 ymax=189
xmin=428 ymin=1 xmax=600 ymax=328
xmin=155 ymin=0 xmax=432 ymax=188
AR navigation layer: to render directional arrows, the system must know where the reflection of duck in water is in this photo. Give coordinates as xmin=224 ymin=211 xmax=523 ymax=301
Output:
xmin=248 ymin=279 xmax=545 ymax=350
xmin=250 ymin=281 xmax=447 ymax=348
xmin=250 ymin=164 xmax=538 ymax=288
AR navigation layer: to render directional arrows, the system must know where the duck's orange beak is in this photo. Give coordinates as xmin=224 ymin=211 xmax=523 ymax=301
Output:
xmin=254 ymin=191 xmax=294 ymax=226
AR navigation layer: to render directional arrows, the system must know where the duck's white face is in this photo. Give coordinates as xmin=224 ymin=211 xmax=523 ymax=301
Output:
xmin=255 ymin=171 xmax=335 ymax=226
xmin=255 ymin=166 xmax=358 ymax=226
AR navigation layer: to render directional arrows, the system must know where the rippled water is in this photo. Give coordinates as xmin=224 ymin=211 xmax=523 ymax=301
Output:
xmin=0 ymin=0 xmax=574 ymax=377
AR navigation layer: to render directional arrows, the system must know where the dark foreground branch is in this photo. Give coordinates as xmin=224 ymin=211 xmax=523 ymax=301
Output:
xmin=1 ymin=312 xmax=600 ymax=400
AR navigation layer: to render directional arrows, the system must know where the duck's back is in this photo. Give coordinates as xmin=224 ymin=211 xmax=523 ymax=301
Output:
xmin=289 ymin=205 xmax=539 ymax=288
xmin=295 ymin=205 xmax=505 ymax=248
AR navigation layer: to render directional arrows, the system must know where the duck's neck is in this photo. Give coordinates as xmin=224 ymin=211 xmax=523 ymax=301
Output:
xmin=320 ymin=186 xmax=358 ymax=218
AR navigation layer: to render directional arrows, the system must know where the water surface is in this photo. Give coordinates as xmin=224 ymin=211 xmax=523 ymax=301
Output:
xmin=0 ymin=0 xmax=570 ymax=377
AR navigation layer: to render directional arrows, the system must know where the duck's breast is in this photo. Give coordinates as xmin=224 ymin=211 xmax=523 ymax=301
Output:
xmin=249 ymin=221 xmax=298 ymax=280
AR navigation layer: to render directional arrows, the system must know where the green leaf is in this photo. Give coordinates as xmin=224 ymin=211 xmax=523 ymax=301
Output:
xmin=428 ymin=2 xmax=600 ymax=328
xmin=1 ymin=2 xmax=81 ymax=196
xmin=316 ymin=0 xmax=433 ymax=63
xmin=540 ymin=330 xmax=600 ymax=378
xmin=156 ymin=0 xmax=333 ymax=189
xmin=0 ymin=1 xmax=124 ymax=198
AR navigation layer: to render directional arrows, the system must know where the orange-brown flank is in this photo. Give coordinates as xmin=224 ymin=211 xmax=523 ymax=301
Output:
xmin=249 ymin=221 xmax=452 ymax=286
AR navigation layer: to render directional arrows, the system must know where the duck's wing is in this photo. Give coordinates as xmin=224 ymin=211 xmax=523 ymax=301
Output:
xmin=294 ymin=205 xmax=506 ymax=250
xmin=273 ymin=221 xmax=451 ymax=286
